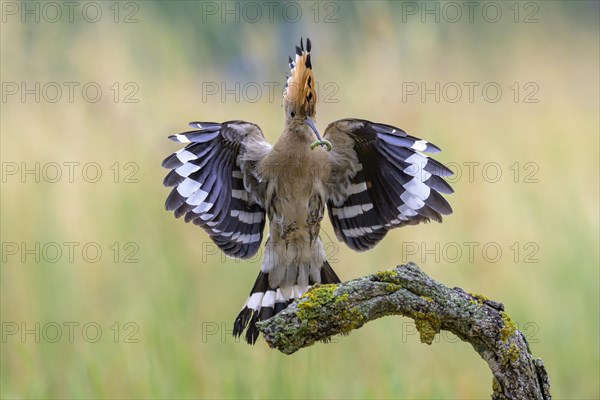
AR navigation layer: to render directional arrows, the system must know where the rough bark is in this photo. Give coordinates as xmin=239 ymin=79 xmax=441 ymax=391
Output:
xmin=256 ymin=262 xmax=551 ymax=400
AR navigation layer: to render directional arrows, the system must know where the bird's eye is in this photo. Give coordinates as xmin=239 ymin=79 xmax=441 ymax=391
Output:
xmin=290 ymin=112 xmax=295 ymax=118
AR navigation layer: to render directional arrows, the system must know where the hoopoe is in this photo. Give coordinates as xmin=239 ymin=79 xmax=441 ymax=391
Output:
xmin=162 ymin=38 xmax=453 ymax=344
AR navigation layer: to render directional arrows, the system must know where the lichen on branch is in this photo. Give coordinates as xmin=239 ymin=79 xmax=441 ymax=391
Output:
xmin=256 ymin=262 xmax=551 ymax=400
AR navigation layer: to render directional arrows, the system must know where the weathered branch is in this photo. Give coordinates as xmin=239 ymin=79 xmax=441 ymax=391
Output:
xmin=257 ymin=262 xmax=551 ymax=400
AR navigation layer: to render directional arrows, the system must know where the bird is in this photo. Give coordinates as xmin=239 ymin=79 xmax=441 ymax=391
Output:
xmin=161 ymin=38 xmax=453 ymax=344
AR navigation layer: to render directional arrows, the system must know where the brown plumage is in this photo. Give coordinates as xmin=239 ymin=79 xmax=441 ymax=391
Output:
xmin=162 ymin=38 xmax=454 ymax=344
xmin=284 ymin=37 xmax=317 ymax=119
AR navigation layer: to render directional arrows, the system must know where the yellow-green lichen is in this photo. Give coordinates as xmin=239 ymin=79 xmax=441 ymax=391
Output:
xmin=469 ymin=292 xmax=490 ymax=303
xmin=339 ymin=306 xmax=364 ymax=334
xmin=297 ymin=284 xmax=364 ymax=335
xmin=508 ymin=342 xmax=521 ymax=363
xmin=384 ymin=283 xmax=401 ymax=293
xmin=297 ymin=284 xmax=337 ymax=320
xmin=413 ymin=311 xmax=441 ymax=345
xmin=492 ymin=377 xmax=501 ymax=393
xmin=420 ymin=296 xmax=434 ymax=303
xmin=375 ymin=270 xmax=402 ymax=293
xmin=375 ymin=270 xmax=399 ymax=283
xmin=499 ymin=311 xmax=516 ymax=342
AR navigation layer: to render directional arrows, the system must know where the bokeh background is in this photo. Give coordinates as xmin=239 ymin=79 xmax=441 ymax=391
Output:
xmin=1 ymin=1 xmax=598 ymax=398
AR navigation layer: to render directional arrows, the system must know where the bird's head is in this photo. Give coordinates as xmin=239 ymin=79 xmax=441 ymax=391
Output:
xmin=284 ymin=38 xmax=327 ymax=149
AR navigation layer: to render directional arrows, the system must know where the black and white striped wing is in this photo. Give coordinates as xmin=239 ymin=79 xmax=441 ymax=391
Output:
xmin=162 ymin=121 xmax=272 ymax=258
xmin=324 ymin=119 xmax=453 ymax=252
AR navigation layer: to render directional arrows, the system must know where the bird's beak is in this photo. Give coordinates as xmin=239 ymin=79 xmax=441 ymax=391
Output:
xmin=304 ymin=115 xmax=323 ymax=142
xmin=304 ymin=115 xmax=332 ymax=151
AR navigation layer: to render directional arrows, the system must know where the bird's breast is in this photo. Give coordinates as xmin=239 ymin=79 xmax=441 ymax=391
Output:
xmin=261 ymin=145 xmax=329 ymax=243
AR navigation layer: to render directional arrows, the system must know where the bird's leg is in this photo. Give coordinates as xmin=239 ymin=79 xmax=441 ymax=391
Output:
xmin=307 ymin=195 xmax=324 ymax=245
xmin=282 ymin=221 xmax=299 ymax=248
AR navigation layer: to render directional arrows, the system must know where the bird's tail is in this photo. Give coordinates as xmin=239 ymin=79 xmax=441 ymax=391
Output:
xmin=233 ymin=260 xmax=341 ymax=344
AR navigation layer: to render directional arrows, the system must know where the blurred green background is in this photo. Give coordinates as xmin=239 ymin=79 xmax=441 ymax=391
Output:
xmin=1 ymin=1 xmax=598 ymax=398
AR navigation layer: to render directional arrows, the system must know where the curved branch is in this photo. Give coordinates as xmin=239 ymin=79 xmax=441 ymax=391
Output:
xmin=256 ymin=262 xmax=551 ymax=400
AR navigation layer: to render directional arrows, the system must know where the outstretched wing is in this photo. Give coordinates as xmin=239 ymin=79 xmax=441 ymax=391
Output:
xmin=324 ymin=119 xmax=453 ymax=252
xmin=162 ymin=121 xmax=272 ymax=258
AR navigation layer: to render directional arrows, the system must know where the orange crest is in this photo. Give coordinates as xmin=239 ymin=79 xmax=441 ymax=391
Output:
xmin=284 ymin=38 xmax=317 ymax=117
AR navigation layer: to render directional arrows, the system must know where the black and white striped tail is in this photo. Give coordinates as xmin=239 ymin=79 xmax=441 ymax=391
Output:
xmin=233 ymin=261 xmax=341 ymax=344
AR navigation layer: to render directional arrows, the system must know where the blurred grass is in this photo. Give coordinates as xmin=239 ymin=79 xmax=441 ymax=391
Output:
xmin=1 ymin=1 xmax=599 ymax=399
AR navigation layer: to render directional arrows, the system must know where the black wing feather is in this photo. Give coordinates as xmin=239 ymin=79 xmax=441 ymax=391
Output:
xmin=162 ymin=121 xmax=270 ymax=259
xmin=325 ymin=119 xmax=453 ymax=251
